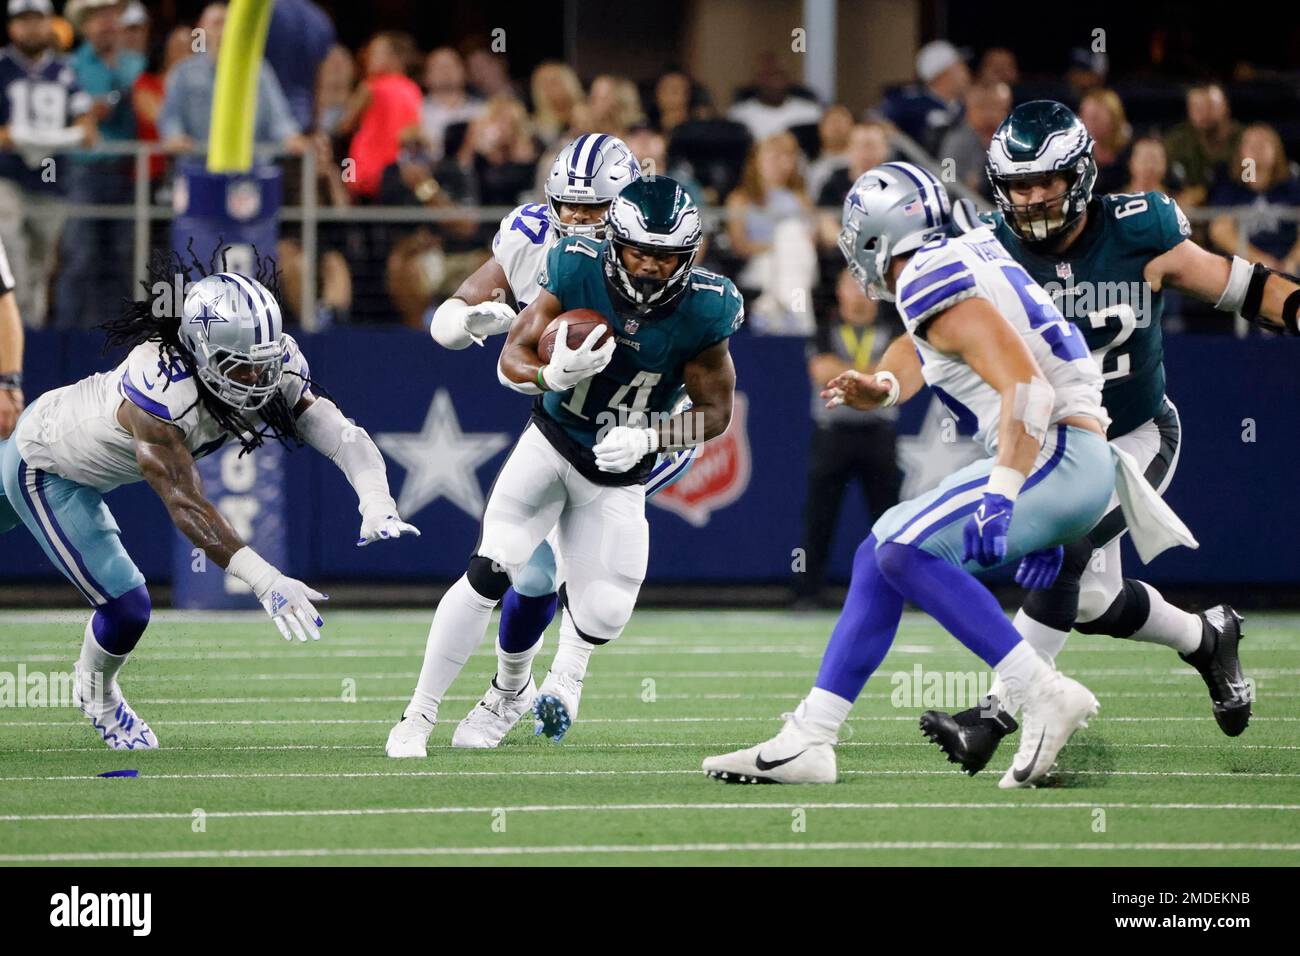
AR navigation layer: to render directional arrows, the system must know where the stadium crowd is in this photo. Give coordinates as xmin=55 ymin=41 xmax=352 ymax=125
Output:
xmin=0 ymin=0 xmax=1298 ymax=338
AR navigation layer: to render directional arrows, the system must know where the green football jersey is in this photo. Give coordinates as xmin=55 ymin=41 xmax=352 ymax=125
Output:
xmin=986 ymin=191 xmax=1191 ymax=437
xmin=533 ymin=236 xmax=745 ymax=485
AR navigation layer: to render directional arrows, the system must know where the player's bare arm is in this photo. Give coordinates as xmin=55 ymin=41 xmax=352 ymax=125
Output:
xmin=0 ymin=289 xmax=22 ymax=439
xmin=497 ymin=288 xmax=563 ymax=391
xmin=926 ymin=297 xmax=1067 ymax=480
xmin=662 ymin=339 xmax=736 ymax=448
xmin=1147 ymin=239 xmax=1300 ymax=334
xmin=823 ymin=333 xmax=923 ymax=411
xmin=119 ymin=399 xmax=247 ymax=566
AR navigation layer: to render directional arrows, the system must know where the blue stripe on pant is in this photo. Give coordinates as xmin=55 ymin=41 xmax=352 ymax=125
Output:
xmin=0 ymin=438 xmax=146 ymax=606
xmin=870 ymin=425 xmax=1115 ymax=571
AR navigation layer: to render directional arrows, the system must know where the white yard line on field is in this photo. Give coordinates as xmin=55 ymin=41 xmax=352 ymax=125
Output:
xmin=2 ymin=840 xmax=1298 ymax=862
xmin=1 ymin=800 xmax=1297 ymax=823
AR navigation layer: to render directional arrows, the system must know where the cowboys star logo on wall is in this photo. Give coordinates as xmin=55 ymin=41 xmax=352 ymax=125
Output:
xmin=375 ymin=389 xmax=511 ymax=519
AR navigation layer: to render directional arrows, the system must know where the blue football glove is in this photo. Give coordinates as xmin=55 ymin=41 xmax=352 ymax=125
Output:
xmin=962 ymin=493 xmax=1015 ymax=567
xmin=1015 ymin=546 xmax=1064 ymax=590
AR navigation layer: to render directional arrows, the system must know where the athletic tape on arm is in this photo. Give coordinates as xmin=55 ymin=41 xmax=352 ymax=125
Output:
xmin=1012 ymin=377 xmax=1055 ymax=444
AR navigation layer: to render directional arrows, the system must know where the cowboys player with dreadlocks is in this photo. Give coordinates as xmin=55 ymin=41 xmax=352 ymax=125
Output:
xmin=921 ymin=101 xmax=1300 ymax=775
xmin=0 ymin=251 xmax=417 ymax=750
xmin=425 ymin=134 xmax=699 ymax=750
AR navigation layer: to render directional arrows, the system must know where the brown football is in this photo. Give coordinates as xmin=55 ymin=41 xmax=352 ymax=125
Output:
xmin=538 ymin=308 xmax=614 ymax=365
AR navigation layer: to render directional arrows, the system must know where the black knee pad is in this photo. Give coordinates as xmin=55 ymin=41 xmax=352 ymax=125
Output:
xmin=1021 ymin=539 xmax=1090 ymax=632
xmin=1075 ymin=579 xmax=1150 ymax=638
xmin=558 ymin=584 xmax=609 ymax=646
xmin=466 ymin=554 xmax=511 ymax=601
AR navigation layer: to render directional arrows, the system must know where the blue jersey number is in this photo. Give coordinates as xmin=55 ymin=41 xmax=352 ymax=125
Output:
xmin=1000 ymin=265 xmax=1089 ymax=363
xmin=509 ymin=203 xmax=550 ymax=245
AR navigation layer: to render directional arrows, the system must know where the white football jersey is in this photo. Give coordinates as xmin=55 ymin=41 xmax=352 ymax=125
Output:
xmin=492 ymin=202 xmax=557 ymax=310
xmin=895 ymin=226 xmax=1107 ymax=454
xmin=14 ymin=336 xmax=312 ymax=492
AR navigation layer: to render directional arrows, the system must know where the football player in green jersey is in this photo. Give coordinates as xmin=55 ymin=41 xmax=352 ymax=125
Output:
xmin=922 ymin=100 xmax=1300 ymax=775
xmin=387 ymin=177 xmax=742 ymax=757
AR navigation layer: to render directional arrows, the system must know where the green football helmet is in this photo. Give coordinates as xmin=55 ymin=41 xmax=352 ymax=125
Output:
xmin=603 ymin=176 xmax=702 ymax=313
xmin=986 ymin=99 xmax=1097 ymax=244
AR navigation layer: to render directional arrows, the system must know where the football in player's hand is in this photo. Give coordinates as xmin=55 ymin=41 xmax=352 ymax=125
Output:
xmin=539 ymin=309 xmax=613 ymax=364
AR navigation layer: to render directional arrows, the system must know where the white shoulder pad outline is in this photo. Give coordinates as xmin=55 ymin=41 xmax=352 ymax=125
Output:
xmin=895 ymin=240 xmax=980 ymax=333
xmin=119 ymin=343 xmax=200 ymax=428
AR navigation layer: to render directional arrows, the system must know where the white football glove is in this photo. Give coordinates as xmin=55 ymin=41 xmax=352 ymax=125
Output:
xmin=462 ymin=301 xmax=517 ymax=345
xmin=542 ymin=322 xmax=616 ymax=392
xmin=258 ymin=574 xmax=328 ymax=642
xmin=593 ymin=425 xmax=659 ymax=474
xmin=358 ymin=497 xmax=421 ymax=547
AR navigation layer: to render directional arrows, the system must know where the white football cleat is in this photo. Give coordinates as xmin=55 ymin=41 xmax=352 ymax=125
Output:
xmin=999 ymin=672 xmax=1099 ymax=789
xmin=73 ymin=663 xmax=158 ymax=751
xmin=703 ymin=706 xmax=837 ymax=784
xmin=385 ymin=711 xmax=435 ymax=758
xmin=533 ymin=670 xmax=582 ymax=742
xmin=452 ymin=676 xmax=536 ymax=749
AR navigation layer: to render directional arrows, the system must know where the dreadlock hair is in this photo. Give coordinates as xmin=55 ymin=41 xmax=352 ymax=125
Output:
xmin=100 ymin=241 xmax=334 ymax=457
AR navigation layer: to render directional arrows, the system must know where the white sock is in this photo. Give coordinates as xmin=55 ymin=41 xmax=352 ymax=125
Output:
xmin=993 ymin=641 xmax=1053 ymax=715
xmin=801 ymin=686 xmax=853 ymax=740
xmin=407 ymin=575 xmax=497 ymax=719
xmin=548 ymin=610 xmax=594 ymax=681
xmin=77 ymin=619 xmax=128 ymax=711
xmin=1013 ymin=608 xmax=1070 ymax=664
xmin=1128 ymin=582 xmax=1202 ymax=655
xmin=496 ymin=636 xmax=543 ymax=694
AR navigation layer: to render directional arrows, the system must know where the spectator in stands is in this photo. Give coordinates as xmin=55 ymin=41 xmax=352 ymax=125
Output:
xmin=118 ymin=0 xmax=145 ymax=54
xmin=727 ymin=130 xmax=817 ymax=334
xmin=649 ymin=68 xmax=709 ymax=136
xmin=530 ymin=61 xmax=583 ymax=147
xmin=816 ymin=121 xmax=889 ymax=218
xmin=727 ymin=51 xmax=821 ymax=141
xmin=792 ymin=268 xmax=902 ymax=609
xmin=1065 ymin=47 xmax=1107 ymax=105
xmin=466 ymin=46 xmax=516 ymax=101
xmin=1123 ymin=136 xmax=1171 ymax=195
xmin=1209 ymin=123 xmax=1300 ymax=274
xmin=805 ymin=104 xmax=853 ymax=204
xmin=315 ymin=44 xmax=355 ymax=138
xmin=0 ymin=0 xmax=97 ymax=328
xmin=421 ymin=47 xmax=482 ymax=162
xmin=339 ymin=31 xmax=422 ymax=201
xmin=937 ymin=80 xmax=1011 ymax=201
xmin=58 ymin=0 xmax=145 ymax=329
xmin=1079 ymin=87 xmax=1131 ymax=194
xmin=132 ymin=23 xmax=191 ymax=187
xmin=264 ymin=0 xmax=336 ymax=133
xmin=976 ymin=47 xmax=1018 ymax=87
xmin=1164 ymin=83 xmax=1242 ymax=208
xmin=624 ymin=124 xmax=703 ymax=206
xmin=881 ymin=40 xmax=969 ymax=155
xmin=457 ymin=92 xmax=538 ymax=212
xmin=277 ymin=132 xmax=353 ymax=327
xmin=159 ymin=2 xmax=302 ymax=154
xmin=584 ymin=74 xmax=645 ymax=139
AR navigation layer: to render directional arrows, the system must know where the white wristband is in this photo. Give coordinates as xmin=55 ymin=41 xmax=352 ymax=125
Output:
xmin=875 ymin=370 xmax=901 ymax=407
xmin=986 ymin=465 xmax=1026 ymax=502
xmin=226 ymin=546 xmax=278 ymax=598
xmin=1215 ymin=255 xmax=1253 ymax=313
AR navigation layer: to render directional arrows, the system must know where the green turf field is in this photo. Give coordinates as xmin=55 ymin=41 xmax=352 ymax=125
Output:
xmin=0 ymin=608 xmax=1296 ymax=866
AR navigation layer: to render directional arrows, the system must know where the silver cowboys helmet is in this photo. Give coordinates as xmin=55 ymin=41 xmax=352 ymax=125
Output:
xmin=544 ymin=132 xmax=642 ymax=239
xmin=838 ymin=161 xmax=952 ymax=301
xmin=179 ymin=272 xmax=285 ymax=413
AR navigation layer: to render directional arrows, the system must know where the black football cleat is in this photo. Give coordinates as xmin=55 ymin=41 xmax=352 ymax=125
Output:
xmin=920 ymin=695 xmax=1018 ymax=775
xmin=1181 ymin=605 xmax=1251 ymax=737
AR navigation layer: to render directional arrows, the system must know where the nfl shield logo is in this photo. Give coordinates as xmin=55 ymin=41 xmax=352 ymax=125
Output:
xmin=1055 ymin=262 xmax=1073 ymax=280
xmin=625 ymin=318 xmax=639 ymax=334
xmin=650 ymin=392 xmax=751 ymax=526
